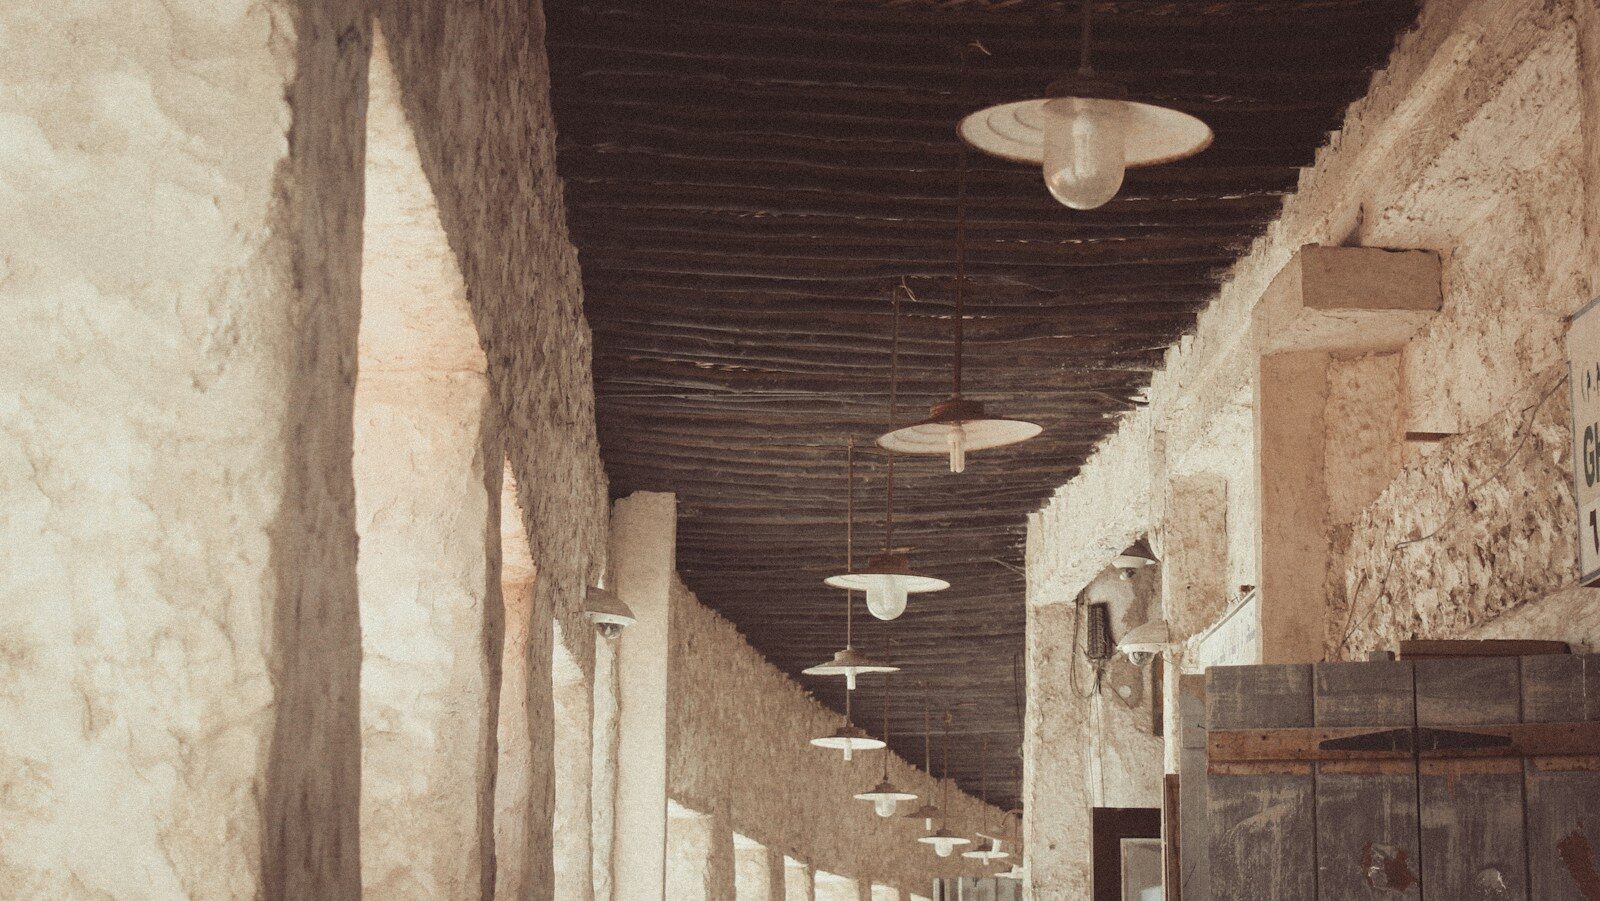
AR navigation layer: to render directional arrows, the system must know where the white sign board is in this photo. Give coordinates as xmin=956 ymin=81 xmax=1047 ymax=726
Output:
xmin=1185 ymin=588 xmax=1260 ymax=671
xmin=1570 ymin=298 xmax=1600 ymax=587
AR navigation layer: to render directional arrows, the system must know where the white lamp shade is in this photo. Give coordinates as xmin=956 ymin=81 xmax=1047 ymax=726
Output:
xmin=918 ymin=827 xmax=972 ymax=858
xmin=801 ymin=647 xmax=898 ymax=691
xmin=809 ymin=724 xmax=885 ymax=762
xmin=877 ymin=397 xmax=1041 ymax=474
xmin=960 ymin=97 xmax=1211 ymax=170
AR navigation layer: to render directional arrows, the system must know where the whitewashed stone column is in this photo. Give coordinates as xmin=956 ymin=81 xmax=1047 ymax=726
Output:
xmin=0 ymin=1 xmax=367 ymax=896
xmin=611 ymin=491 xmax=677 ymax=900
xmin=355 ymin=28 xmax=499 ymax=898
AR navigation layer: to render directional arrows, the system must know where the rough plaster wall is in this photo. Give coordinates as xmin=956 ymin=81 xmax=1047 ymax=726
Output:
xmin=0 ymin=1 xmax=365 ymax=896
xmin=665 ymin=579 xmax=1007 ymax=896
xmin=1023 ymin=567 xmax=1162 ymax=899
xmin=1340 ymin=371 xmax=1578 ymax=655
xmin=372 ymin=0 xmax=612 ymax=894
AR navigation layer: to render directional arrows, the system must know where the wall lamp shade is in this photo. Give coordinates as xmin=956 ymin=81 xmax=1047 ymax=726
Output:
xmin=801 ymin=647 xmax=898 ymax=691
xmin=905 ymin=802 xmax=943 ymax=831
xmin=825 ymin=551 xmax=948 ymax=621
xmin=583 ymin=586 xmax=636 ymax=638
xmin=960 ymin=77 xmax=1210 ymax=211
xmin=810 ymin=724 xmax=885 ymax=762
xmin=918 ymin=827 xmax=972 ymax=858
xmin=855 ymin=779 xmax=919 ymax=818
xmin=877 ymin=397 xmax=1041 ymax=474
xmin=1112 ymin=537 xmax=1158 ymax=579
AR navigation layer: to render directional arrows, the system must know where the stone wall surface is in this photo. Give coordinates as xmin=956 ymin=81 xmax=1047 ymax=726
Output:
xmin=1025 ymin=0 xmax=1600 ymax=893
xmin=0 ymin=0 xmax=366 ymax=897
xmin=666 ymin=579 xmax=1009 ymax=897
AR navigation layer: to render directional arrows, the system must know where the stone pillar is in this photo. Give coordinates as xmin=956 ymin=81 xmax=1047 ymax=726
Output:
xmin=611 ymin=491 xmax=677 ymax=901
xmin=554 ymin=624 xmax=596 ymax=901
xmin=592 ymin=636 xmax=621 ymax=901
xmin=1254 ymin=351 xmax=1333 ymax=664
xmin=733 ymin=838 xmax=779 ymax=901
xmin=784 ymin=859 xmax=815 ymax=901
xmin=0 ymin=0 xmax=366 ymax=896
xmin=355 ymin=28 xmax=500 ymax=899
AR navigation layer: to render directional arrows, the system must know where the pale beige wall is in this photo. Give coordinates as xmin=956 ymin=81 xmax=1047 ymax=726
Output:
xmin=1025 ymin=0 xmax=1600 ymax=893
xmin=665 ymin=578 xmax=1009 ymax=897
xmin=0 ymin=0 xmax=366 ymax=895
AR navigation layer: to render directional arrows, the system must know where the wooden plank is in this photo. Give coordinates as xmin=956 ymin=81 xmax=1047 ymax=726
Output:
xmin=1207 ymin=771 xmax=1316 ymax=899
xmin=1207 ymin=664 xmax=1314 ymax=730
xmin=1523 ymin=654 xmax=1587 ymax=723
xmin=1177 ymin=676 xmax=1209 ymax=901
xmin=1397 ymin=639 xmax=1569 ymax=659
xmin=1314 ymin=660 xmax=1413 ymax=728
xmin=1163 ymin=774 xmax=1181 ymax=901
xmin=1207 ymin=664 xmax=1315 ymax=899
xmin=1414 ymin=656 xmax=1520 ymax=726
xmin=1524 ymin=655 xmax=1600 ymax=900
xmin=1313 ymin=660 xmax=1419 ymax=899
xmin=1416 ymin=657 xmax=1527 ymax=898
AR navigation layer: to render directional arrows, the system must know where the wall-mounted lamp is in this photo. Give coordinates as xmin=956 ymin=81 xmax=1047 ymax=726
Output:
xmin=584 ymin=584 xmax=635 ymax=638
xmin=1111 ymin=538 xmax=1158 ymax=581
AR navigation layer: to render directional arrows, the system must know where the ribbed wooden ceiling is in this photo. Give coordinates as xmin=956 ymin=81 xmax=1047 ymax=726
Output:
xmin=544 ymin=0 xmax=1417 ymax=810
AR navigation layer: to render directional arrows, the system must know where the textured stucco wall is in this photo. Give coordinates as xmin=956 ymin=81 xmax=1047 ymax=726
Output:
xmin=666 ymin=579 xmax=1009 ymax=896
xmin=1023 ymin=566 xmax=1163 ymax=898
xmin=1024 ymin=0 xmax=1600 ymax=891
xmin=0 ymin=1 xmax=367 ymax=896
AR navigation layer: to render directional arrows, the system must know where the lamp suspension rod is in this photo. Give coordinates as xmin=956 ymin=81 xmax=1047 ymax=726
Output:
xmin=885 ymin=448 xmax=895 ymax=552
xmin=1079 ymin=0 xmax=1094 ymax=73
xmin=882 ymin=671 xmax=892 ymax=778
xmin=890 ymin=283 xmax=901 ymax=423
xmin=922 ymin=684 xmax=931 ymax=771
xmin=953 ymin=124 xmax=968 ymax=398
xmin=846 ymin=437 xmax=855 ymax=649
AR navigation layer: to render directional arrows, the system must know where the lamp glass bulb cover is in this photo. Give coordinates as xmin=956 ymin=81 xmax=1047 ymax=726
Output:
xmin=1042 ymin=96 xmax=1127 ymax=210
xmin=874 ymin=797 xmax=898 ymax=818
xmin=864 ymin=575 xmax=907 ymax=621
xmin=918 ymin=829 xmax=971 ymax=858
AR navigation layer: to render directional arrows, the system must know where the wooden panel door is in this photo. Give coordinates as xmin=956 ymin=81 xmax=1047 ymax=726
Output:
xmin=1203 ymin=655 xmax=1600 ymax=900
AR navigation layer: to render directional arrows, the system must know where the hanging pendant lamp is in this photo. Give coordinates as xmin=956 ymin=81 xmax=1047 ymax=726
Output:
xmin=918 ymin=713 xmax=972 ymax=857
xmin=826 ymin=417 xmax=946 ymax=620
xmin=810 ymin=673 xmax=885 ymax=762
xmin=876 ymin=163 xmax=1040 ymax=473
xmin=804 ymin=439 xmax=899 ymax=690
xmin=960 ymin=6 xmax=1211 ymax=210
xmin=854 ymin=671 xmax=918 ymax=817
xmin=975 ymin=813 xmax=1021 ymax=863
xmin=904 ymin=684 xmax=943 ymax=831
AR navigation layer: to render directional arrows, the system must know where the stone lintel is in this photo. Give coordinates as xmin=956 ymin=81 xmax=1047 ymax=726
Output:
xmin=1253 ymin=244 xmax=1441 ymax=356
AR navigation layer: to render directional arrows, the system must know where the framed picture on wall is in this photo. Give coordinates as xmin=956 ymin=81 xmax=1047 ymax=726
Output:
xmin=1092 ymin=807 xmax=1163 ymax=901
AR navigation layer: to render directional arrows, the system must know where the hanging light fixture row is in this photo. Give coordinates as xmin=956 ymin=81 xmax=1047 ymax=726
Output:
xmin=960 ymin=3 xmax=1211 ymax=210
